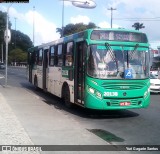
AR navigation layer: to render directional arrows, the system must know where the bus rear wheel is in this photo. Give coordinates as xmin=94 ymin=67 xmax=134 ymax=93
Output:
xmin=63 ymin=85 xmax=72 ymax=108
xmin=34 ymin=76 xmax=39 ymax=91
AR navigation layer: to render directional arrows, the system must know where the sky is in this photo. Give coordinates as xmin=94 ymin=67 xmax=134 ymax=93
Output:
xmin=0 ymin=0 xmax=160 ymax=49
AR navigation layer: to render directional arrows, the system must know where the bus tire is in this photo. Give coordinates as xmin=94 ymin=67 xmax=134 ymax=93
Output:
xmin=62 ymin=84 xmax=72 ymax=108
xmin=34 ymin=76 xmax=39 ymax=91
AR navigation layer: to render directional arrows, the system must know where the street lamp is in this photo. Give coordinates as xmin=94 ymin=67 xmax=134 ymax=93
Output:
xmin=0 ymin=28 xmax=5 ymax=63
xmin=14 ymin=17 xmax=17 ymax=48
xmin=33 ymin=6 xmax=35 ymax=46
xmin=71 ymin=0 xmax=96 ymax=8
xmin=60 ymin=0 xmax=96 ymax=37
xmin=62 ymin=0 xmax=64 ymax=37
xmin=5 ymin=4 xmax=12 ymax=87
xmin=1 ymin=43 xmax=3 ymax=63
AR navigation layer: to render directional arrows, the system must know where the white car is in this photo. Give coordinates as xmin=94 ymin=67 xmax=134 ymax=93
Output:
xmin=0 ymin=63 xmax=5 ymax=69
xmin=150 ymin=70 xmax=158 ymax=78
xmin=150 ymin=74 xmax=160 ymax=93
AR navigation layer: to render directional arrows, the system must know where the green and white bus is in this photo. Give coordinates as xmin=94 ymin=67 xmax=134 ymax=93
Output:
xmin=28 ymin=28 xmax=150 ymax=110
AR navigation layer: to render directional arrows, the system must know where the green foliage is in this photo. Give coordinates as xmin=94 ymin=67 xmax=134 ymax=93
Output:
xmin=132 ymin=22 xmax=145 ymax=31
xmin=56 ymin=22 xmax=98 ymax=37
xmin=0 ymin=11 xmax=7 ymax=44
xmin=10 ymin=30 xmax=33 ymax=52
xmin=0 ymin=10 xmax=32 ymax=63
xmin=8 ymin=48 xmax=27 ymax=63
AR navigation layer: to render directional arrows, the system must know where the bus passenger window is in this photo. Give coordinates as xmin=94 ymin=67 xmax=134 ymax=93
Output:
xmin=65 ymin=42 xmax=73 ymax=66
xmin=33 ymin=51 xmax=38 ymax=65
xmin=57 ymin=44 xmax=63 ymax=66
xmin=49 ymin=46 xmax=54 ymax=66
xmin=38 ymin=49 xmax=43 ymax=66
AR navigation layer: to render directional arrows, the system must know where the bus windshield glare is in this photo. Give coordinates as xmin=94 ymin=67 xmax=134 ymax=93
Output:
xmin=87 ymin=44 xmax=150 ymax=79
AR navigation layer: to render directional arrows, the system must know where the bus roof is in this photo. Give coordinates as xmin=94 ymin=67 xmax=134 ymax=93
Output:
xmin=28 ymin=28 xmax=148 ymax=51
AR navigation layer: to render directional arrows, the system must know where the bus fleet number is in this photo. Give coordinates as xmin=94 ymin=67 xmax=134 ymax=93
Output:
xmin=104 ymin=92 xmax=118 ymax=97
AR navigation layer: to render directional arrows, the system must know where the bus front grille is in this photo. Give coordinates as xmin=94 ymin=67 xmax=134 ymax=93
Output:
xmin=101 ymin=82 xmax=146 ymax=90
xmin=106 ymin=98 xmax=142 ymax=106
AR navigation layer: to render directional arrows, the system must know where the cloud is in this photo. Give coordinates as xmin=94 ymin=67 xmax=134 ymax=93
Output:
xmin=98 ymin=21 xmax=119 ymax=28
xmin=103 ymin=0 xmax=160 ymax=48
xmin=0 ymin=6 xmax=24 ymax=21
xmin=0 ymin=6 xmax=60 ymax=46
xmin=70 ymin=15 xmax=90 ymax=24
xmin=25 ymin=10 xmax=60 ymax=45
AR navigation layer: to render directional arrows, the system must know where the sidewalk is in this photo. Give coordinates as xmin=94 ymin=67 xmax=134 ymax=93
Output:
xmin=0 ymin=86 xmax=40 ymax=154
xmin=0 ymin=85 xmax=138 ymax=154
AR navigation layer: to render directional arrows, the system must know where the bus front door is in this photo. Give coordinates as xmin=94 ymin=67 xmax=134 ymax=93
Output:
xmin=43 ymin=49 xmax=48 ymax=91
xmin=75 ymin=42 xmax=85 ymax=105
xmin=28 ymin=52 xmax=33 ymax=83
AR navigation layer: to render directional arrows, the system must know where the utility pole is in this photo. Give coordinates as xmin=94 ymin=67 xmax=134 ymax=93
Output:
xmin=108 ymin=7 xmax=116 ymax=28
xmin=62 ymin=0 xmax=64 ymax=37
xmin=1 ymin=43 xmax=3 ymax=63
xmin=14 ymin=17 xmax=17 ymax=48
xmin=33 ymin=6 xmax=35 ymax=46
xmin=5 ymin=3 xmax=12 ymax=87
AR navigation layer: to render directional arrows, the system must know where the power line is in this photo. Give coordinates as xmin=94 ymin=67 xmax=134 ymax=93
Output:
xmin=115 ymin=17 xmax=160 ymax=19
xmin=114 ymin=17 xmax=160 ymax=21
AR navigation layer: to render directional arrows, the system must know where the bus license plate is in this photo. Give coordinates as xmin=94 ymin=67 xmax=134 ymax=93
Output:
xmin=120 ymin=102 xmax=131 ymax=106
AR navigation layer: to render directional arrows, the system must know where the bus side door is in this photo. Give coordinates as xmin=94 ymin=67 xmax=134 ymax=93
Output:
xmin=43 ymin=49 xmax=49 ymax=91
xmin=28 ymin=52 xmax=33 ymax=83
xmin=75 ymin=41 xmax=86 ymax=105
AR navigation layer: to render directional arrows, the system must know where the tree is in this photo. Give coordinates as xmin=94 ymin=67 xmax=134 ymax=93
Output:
xmin=56 ymin=28 xmax=63 ymax=38
xmin=9 ymin=48 xmax=27 ymax=64
xmin=9 ymin=30 xmax=33 ymax=52
xmin=0 ymin=10 xmax=32 ymax=62
xmin=56 ymin=22 xmax=98 ymax=37
xmin=87 ymin=22 xmax=98 ymax=29
xmin=132 ymin=22 xmax=145 ymax=30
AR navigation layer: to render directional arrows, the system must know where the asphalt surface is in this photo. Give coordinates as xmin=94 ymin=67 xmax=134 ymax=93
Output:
xmin=0 ymin=67 xmax=160 ymax=154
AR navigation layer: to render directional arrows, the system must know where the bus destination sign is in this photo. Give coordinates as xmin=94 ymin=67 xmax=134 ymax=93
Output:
xmin=91 ymin=30 xmax=148 ymax=43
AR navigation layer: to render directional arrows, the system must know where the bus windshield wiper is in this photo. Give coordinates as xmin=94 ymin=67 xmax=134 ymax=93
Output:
xmin=105 ymin=42 xmax=118 ymax=73
xmin=105 ymin=42 xmax=115 ymax=61
xmin=129 ymin=43 xmax=139 ymax=60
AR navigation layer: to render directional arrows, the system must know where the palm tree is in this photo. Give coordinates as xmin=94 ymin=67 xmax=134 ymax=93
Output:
xmin=132 ymin=22 xmax=145 ymax=30
xmin=56 ymin=28 xmax=63 ymax=38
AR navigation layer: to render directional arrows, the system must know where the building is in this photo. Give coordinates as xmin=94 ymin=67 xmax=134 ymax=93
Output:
xmin=151 ymin=48 xmax=160 ymax=69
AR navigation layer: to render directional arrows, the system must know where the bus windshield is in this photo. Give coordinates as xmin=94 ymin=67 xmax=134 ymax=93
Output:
xmin=87 ymin=44 xmax=149 ymax=79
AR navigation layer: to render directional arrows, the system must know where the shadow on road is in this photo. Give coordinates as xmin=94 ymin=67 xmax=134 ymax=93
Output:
xmin=20 ymin=82 xmax=139 ymax=119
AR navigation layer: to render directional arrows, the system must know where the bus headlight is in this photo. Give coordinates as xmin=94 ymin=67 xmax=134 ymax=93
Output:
xmin=88 ymin=87 xmax=95 ymax=94
xmin=87 ymin=86 xmax=102 ymax=99
xmin=144 ymin=91 xmax=148 ymax=98
xmin=144 ymin=87 xmax=150 ymax=98
xmin=95 ymin=91 xmax=102 ymax=99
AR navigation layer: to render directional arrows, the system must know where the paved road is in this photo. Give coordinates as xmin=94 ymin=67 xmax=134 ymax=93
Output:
xmin=0 ymin=67 xmax=160 ymax=154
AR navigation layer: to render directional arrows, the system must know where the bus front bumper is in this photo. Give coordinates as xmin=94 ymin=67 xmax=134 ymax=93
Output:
xmin=84 ymin=93 xmax=150 ymax=110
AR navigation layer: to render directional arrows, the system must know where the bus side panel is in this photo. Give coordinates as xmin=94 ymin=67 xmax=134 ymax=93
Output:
xmin=32 ymin=69 xmax=37 ymax=85
xmin=54 ymin=67 xmax=62 ymax=97
xmin=36 ymin=65 xmax=43 ymax=89
xmin=48 ymin=66 xmax=74 ymax=102
xmin=47 ymin=67 xmax=62 ymax=97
